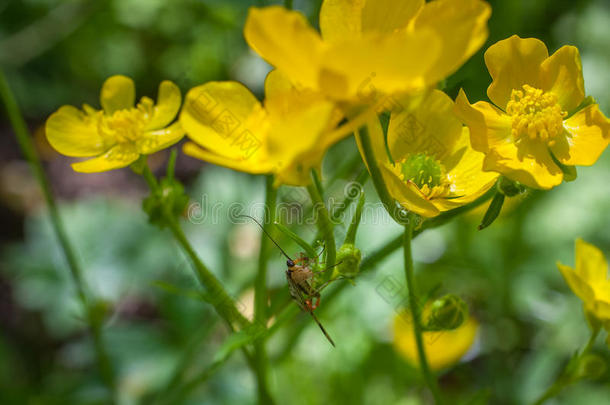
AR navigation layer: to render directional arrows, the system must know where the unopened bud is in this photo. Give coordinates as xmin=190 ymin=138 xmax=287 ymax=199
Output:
xmin=335 ymin=243 xmax=362 ymax=277
xmin=424 ymin=294 xmax=468 ymax=331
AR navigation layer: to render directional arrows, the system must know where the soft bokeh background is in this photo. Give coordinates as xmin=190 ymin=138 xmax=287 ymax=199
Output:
xmin=1 ymin=0 xmax=609 ymax=404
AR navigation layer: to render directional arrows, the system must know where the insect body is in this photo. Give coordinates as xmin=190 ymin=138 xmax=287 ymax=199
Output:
xmin=240 ymin=215 xmax=337 ymax=347
xmin=285 ymin=254 xmax=336 ymax=346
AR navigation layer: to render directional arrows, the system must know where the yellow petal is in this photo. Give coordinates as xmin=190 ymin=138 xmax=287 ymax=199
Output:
xmin=551 ymin=104 xmax=610 ymax=166
xmin=319 ymin=0 xmax=365 ymax=41
xmin=362 ymin=0 xmax=423 ymax=33
xmin=454 ymin=89 xmax=512 ymax=153
xmin=394 ymin=313 xmax=478 ymax=371
xmin=264 ymin=69 xmax=297 ymax=99
xmin=575 ymin=239 xmax=609 ymax=286
xmin=557 ymin=262 xmax=596 ymax=304
xmin=136 ymin=122 xmax=185 ymax=155
xmin=355 ymin=116 xmax=392 ymax=172
xmin=182 ymin=141 xmax=272 ymax=174
xmin=483 ymin=141 xmax=563 ymax=189
xmin=539 ymin=45 xmax=585 ymax=113
xmin=100 ymin=75 xmax=135 ymax=114
xmin=265 ymin=99 xmax=337 ymax=186
xmin=180 ymin=81 xmax=265 ymax=160
xmin=145 ymin=80 xmax=182 ymax=130
xmin=413 ymin=0 xmax=491 ymax=84
xmin=388 ymin=89 xmax=462 ymax=162
xmin=484 ymin=36 xmax=548 ymax=109
xmin=380 ymin=163 xmax=440 ymax=217
xmin=45 ymin=106 xmax=106 ymax=157
xmin=244 ymin=6 xmax=324 ymax=89
xmin=320 ymin=28 xmax=440 ymax=100
xmin=71 ymin=144 xmax=139 ymax=173
xmin=433 ymin=128 xmax=499 ymax=211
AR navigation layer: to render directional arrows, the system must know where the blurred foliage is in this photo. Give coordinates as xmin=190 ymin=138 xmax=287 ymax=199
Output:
xmin=1 ymin=0 xmax=610 ymax=404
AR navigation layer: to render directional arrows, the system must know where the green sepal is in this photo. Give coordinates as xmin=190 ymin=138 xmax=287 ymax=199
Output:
xmin=478 ymin=192 xmax=505 ymax=230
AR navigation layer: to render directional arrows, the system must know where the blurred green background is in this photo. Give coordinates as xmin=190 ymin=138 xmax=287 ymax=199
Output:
xmin=1 ymin=0 xmax=609 ymax=404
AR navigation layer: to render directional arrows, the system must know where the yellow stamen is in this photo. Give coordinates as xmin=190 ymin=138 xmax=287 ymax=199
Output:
xmin=505 ymin=85 xmax=566 ymax=146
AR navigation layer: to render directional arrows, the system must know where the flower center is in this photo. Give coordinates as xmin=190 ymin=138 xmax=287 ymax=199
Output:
xmin=505 ymin=85 xmax=566 ymax=146
xmin=99 ymin=107 xmax=148 ymax=145
xmin=398 ymin=153 xmax=444 ymax=189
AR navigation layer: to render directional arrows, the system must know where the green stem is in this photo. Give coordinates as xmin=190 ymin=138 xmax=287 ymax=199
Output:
xmin=357 ymin=124 xmax=407 ymax=225
xmin=0 ymin=70 xmax=117 ymax=401
xmin=532 ymin=328 xmax=601 ymax=405
xmin=403 ymin=215 xmax=443 ymax=404
xmin=141 ymin=164 xmax=248 ymax=328
xmin=307 ymin=180 xmax=336 ymax=279
xmin=253 ymin=176 xmax=277 ymax=405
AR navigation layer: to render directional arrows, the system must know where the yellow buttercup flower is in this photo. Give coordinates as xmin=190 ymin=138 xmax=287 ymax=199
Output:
xmin=394 ymin=310 xmax=478 ymax=371
xmin=360 ymin=90 xmax=498 ymax=218
xmin=180 ymin=70 xmax=344 ymax=186
xmin=455 ymin=35 xmax=610 ymax=189
xmin=244 ymin=0 xmax=490 ymax=105
xmin=46 ymin=75 xmax=184 ymax=173
xmin=557 ymin=239 xmax=610 ymax=331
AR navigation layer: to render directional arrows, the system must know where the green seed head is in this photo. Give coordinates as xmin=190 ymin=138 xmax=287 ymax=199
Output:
xmin=399 ymin=153 xmax=443 ymax=189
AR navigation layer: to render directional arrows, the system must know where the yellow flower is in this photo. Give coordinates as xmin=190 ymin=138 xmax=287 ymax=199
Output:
xmin=557 ymin=239 xmax=610 ymax=330
xmin=455 ymin=35 xmax=610 ymax=189
xmin=180 ymin=70 xmax=344 ymax=186
xmin=359 ymin=90 xmax=498 ymax=218
xmin=46 ymin=75 xmax=184 ymax=173
xmin=244 ymin=0 xmax=490 ymax=104
xmin=394 ymin=310 xmax=479 ymax=371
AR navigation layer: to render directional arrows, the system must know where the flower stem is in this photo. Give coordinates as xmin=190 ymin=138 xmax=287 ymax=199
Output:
xmin=532 ymin=328 xmax=601 ymax=405
xmin=140 ymin=163 xmax=249 ymax=329
xmin=253 ymin=175 xmax=277 ymax=405
xmin=403 ymin=214 xmax=443 ymax=404
xmin=357 ymin=124 xmax=407 ymax=225
xmin=306 ymin=179 xmax=336 ymax=279
xmin=0 ymin=70 xmax=117 ymax=402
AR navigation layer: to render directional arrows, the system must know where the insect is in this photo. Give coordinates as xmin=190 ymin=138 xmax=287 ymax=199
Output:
xmin=241 ymin=215 xmax=341 ymax=347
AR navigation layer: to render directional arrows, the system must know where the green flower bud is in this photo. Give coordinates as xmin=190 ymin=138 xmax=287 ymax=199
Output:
xmin=424 ymin=294 xmax=468 ymax=331
xmin=335 ymin=243 xmax=362 ymax=277
xmin=575 ymin=354 xmax=607 ymax=380
xmin=143 ymin=177 xmax=189 ymax=228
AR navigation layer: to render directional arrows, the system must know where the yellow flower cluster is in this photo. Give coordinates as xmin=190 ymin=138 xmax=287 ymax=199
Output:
xmin=43 ymin=0 xmax=610 ymax=371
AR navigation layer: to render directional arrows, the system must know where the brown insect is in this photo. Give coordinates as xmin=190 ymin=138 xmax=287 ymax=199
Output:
xmin=242 ymin=215 xmax=340 ymax=347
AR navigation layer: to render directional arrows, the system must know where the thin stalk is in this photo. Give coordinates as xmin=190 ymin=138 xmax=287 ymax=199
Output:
xmin=253 ymin=175 xmax=277 ymax=405
xmin=306 ymin=181 xmax=336 ymax=279
xmin=0 ymin=70 xmax=116 ymax=401
xmin=357 ymin=124 xmax=406 ymax=225
xmin=532 ymin=329 xmax=601 ymax=405
xmin=140 ymin=164 xmax=249 ymax=329
xmin=404 ymin=215 xmax=443 ymax=404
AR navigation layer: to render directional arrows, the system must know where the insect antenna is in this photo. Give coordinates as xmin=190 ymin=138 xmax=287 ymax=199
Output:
xmin=238 ymin=215 xmax=293 ymax=262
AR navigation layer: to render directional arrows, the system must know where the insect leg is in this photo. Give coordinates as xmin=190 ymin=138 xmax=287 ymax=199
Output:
xmin=309 ymin=311 xmax=335 ymax=347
